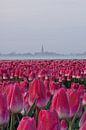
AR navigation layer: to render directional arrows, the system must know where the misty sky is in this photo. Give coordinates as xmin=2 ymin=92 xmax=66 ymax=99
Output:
xmin=0 ymin=0 xmax=86 ymax=54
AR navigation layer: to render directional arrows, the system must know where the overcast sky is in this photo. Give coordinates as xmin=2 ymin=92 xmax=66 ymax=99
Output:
xmin=0 ymin=0 xmax=86 ymax=54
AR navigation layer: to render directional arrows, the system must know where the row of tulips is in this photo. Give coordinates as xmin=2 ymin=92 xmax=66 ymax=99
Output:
xmin=0 ymin=60 xmax=86 ymax=81
xmin=0 ymin=60 xmax=86 ymax=130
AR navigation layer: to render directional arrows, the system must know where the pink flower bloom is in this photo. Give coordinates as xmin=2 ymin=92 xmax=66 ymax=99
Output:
xmin=22 ymin=92 xmax=30 ymax=114
xmin=0 ymin=93 xmax=9 ymax=125
xmin=29 ymin=72 xmax=35 ymax=81
xmin=67 ymin=90 xmax=80 ymax=117
xmin=61 ymin=120 xmax=68 ymax=130
xmin=79 ymin=111 xmax=86 ymax=128
xmin=29 ymin=79 xmax=49 ymax=108
xmin=44 ymin=79 xmax=51 ymax=99
xmin=82 ymin=93 xmax=86 ymax=106
xmin=51 ymin=88 xmax=70 ymax=119
xmin=49 ymin=81 xmax=60 ymax=95
xmin=37 ymin=110 xmax=60 ymax=130
xmin=17 ymin=116 xmax=36 ymax=130
xmin=71 ymin=82 xmax=79 ymax=90
xmin=77 ymin=85 xmax=85 ymax=99
xmin=79 ymin=121 xmax=86 ymax=130
xmin=7 ymin=83 xmax=23 ymax=113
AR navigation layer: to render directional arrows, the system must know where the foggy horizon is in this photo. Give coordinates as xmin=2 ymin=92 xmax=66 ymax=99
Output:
xmin=0 ymin=0 xmax=86 ymax=54
xmin=0 ymin=44 xmax=86 ymax=55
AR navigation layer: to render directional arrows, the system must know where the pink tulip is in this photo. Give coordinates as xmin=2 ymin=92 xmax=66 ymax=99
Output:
xmin=0 ymin=93 xmax=9 ymax=126
xmin=29 ymin=79 xmax=49 ymax=108
xmin=51 ymin=88 xmax=70 ymax=119
xmin=71 ymin=82 xmax=79 ymax=90
xmin=44 ymin=79 xmax=49 ymax=91
xmin=19 ymin=79 xmax=28 ymax=93
xmin=37 ymin=109 xmax=60 ymax=130
xmin=29 ymin=72 xmax=35 ymax=81
xmin=79 ymin=121 xmax=86 ymax=130
xmin=82 ymin=93 xmax=86 ymax=106
xmin=79 ymin=111 xmax=86 ymax=127
xmin=22 ymin=92 xmax=30 ymax=114
xmin=7 ymin=83 xmax=23 ymax=113
xmin=61 ymin=120 xmax=68 ymax=130
xmin=38 ymin=69 xmax=46 ymax=78
xmin=17 ymin=116 xmax=36 ymax=130
xmin=49 ymin=81 xmax=60 ymax=95
xmin=67 ymin=90 xmax=80 ymax=117
xmin=44 ymin=79 xmax=51 ymax=99
xmin=77 ymin=85 xmax=85 ymax=99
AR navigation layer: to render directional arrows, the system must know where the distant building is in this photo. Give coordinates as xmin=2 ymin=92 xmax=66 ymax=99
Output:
xmin=41 ymin=45 xmax=44 ymax=54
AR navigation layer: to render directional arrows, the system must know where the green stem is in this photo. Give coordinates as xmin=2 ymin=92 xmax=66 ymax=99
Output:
xmin=16 ymin=115 xmax=20 ymax=123
xmin=68 ymin=118 xmax=73 ymax=130
xmin=35 ymin=107 xmax=40 ymax=127
xmin=10 ymin=114 xmax=14 ymax=130
xmin=68 ymin=122 xmax=72 ymax=130
xmin=35 ymin=108 xmax=38 ymax=126
xmin=68 ymin=103 xmax=81 ymax=130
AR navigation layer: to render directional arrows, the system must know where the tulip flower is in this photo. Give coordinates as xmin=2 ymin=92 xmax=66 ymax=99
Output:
xmin=44 ymin=79 xmax=50 ymax=92
xmin=19 ymin=79 xmax=28 ymax=93
xmin=38 ymin=69 xmax=46 ymax=79
xmin=7 ymin=83 xmax=23 ymax=114
xmin=22 ymin=92 xmax=30 ymax=114
xmin=29 ymin=72 xmax=35 ymax=81
xmin=67 ymin=90 xmax=80 ymax=118
xmin=79 ymin=121 xmax=86 ymax=130
xmin=77 ymin=85 xmax=85 ymax=99
xmin=37 ymin=109 xmax=60 ymax=130
xmin=51 ymin=88 xmax=70 ymax=119
xmin=82 ymin=93 xmax=86 ymax=106
xmin=0 ymin=93 xmax=9 ymax=126
xmin=71 ymin=82 xmax=79 ymax=90
xmin=79 ymin=111 xmax=86 ymax=128
xmin=17 ymin=116 xmax=36 ymax=130
xmin=44 ymin=79 xmax=51 ymax=99
xmin=29 ymin=79 xmax=49 ymax=108
xmin=61 ymin=120 xmax=68 ymax=130
xmin=49 ymin=81 xmax=59 ymax=95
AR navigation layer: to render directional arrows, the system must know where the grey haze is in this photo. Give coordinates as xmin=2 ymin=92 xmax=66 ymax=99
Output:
xmin=0 ymin=0 xmax=86 ymax=54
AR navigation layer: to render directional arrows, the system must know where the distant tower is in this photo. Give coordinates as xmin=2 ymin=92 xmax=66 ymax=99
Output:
xmin=41 ymin=44 xmax=44 ymax=53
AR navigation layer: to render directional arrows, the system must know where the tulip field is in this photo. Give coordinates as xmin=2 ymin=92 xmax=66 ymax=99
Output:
xmin=0 ymin=60 xmax=86 ymax=130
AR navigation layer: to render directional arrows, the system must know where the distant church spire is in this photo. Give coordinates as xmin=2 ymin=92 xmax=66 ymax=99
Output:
xmin=41 ymin=44 xmax=44 ymax=53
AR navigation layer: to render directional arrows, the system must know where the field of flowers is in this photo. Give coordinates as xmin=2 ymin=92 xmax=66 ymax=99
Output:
xmin=0 ymin=60 xmax=86 ymax=130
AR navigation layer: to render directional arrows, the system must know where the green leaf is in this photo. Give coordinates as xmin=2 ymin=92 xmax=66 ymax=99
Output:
xmin=44 ymin=95 xmax=53 ymax=110
xmin=28 ymin=99 xmax=36 ymax=117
